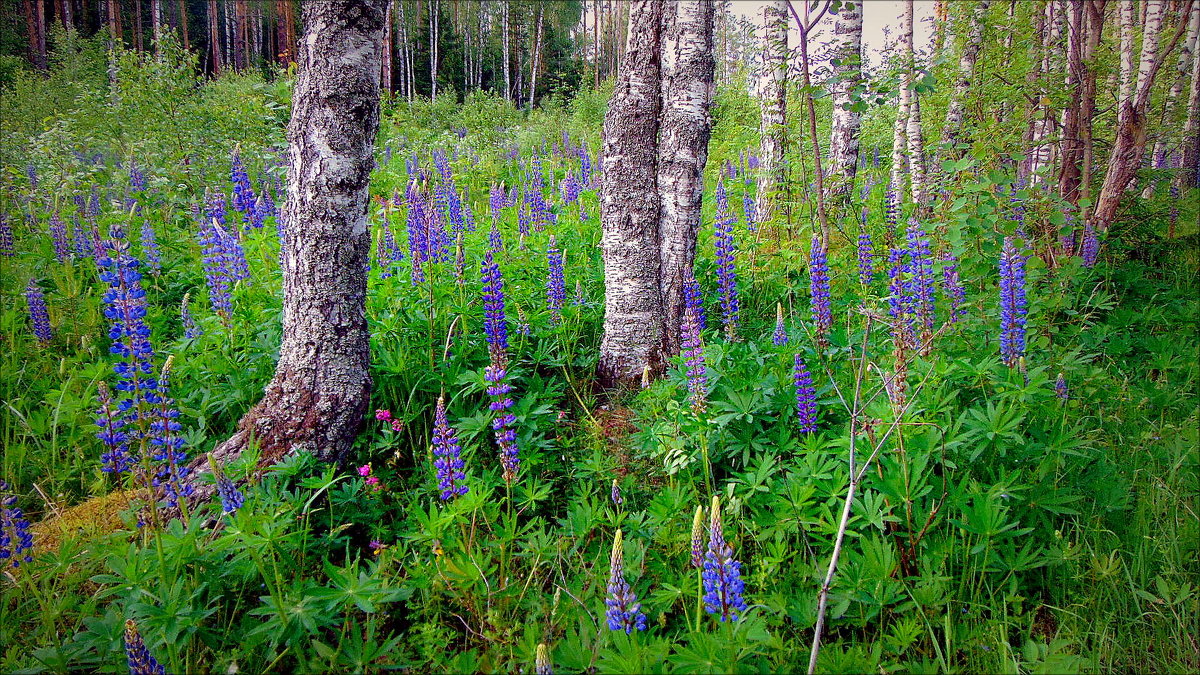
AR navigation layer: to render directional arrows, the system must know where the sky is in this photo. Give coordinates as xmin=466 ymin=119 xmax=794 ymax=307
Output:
xmin=728 ymin=0 xmax=937 ymax=58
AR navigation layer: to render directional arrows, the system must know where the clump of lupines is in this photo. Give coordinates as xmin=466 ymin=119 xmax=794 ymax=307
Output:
xmin=0 ymin=215 xmax=13 ymax=256
xmin=124 ymin=619 xmax=167 ymax=675
xmin=49 ymin=213 xmax=71 ymax=263
xmin=149 ymin=358 xmax=191 ymax=508
xmin=703 ymin=496 xmax=748 ymax=622
xmin=681 ymin=305 xmax=708 ymax=414
xmin=431 ymin=396 xmax=469 ymax=501
xmin=1 ymin=481 xmax=34 ymax=568
xmin=857 ymin=221 xmax=875 ymax=285
xmin=713 ymin=180 xmax=740 ymax=338
xmin=940 ymin=252 xmax=967 ymax=323
xmin=1055 ymin=373 xmax=1069 ymax=401
xmin=406 ymin=182 xmax=429 ymax=283
xmin=690 ymin=505 xmax=705 ymax=568
xmin=793 ymin=354 xmax=818 ymax=433
xmin=809 ymin=235 xmax=832 ymax=345
xmin=605 ymin=530 xmax=647 ymax=633
xmin=772 ymin=303 xmax=788 ymax=346
xmin=1080 ymin=222 xmax=1099 ymax=268
xmin=998 ymin=236 xmax=1028 ymax=367
xmin=25 ymin=279 xmax=52 ymax=344
xmin=904 ymin=219 xmax=936 ymax=335
xmin=546 ymin=236 xmax=566 ymax=324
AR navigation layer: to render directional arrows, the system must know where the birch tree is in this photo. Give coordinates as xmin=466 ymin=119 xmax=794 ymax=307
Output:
xmin=1180 ymin=9 xmax=1200 ymax=191
xmin=1144 ymin=2 xmax=1199 ymax=196
xmin=902 ymin=0 xmax=929 ymax=207
xmin=186 ymin=0 xmax=387 ymax=491
xmin=828 ymin=0 xmax=864 ymax=193
xmin=758 ymin=0 xmax=788 ymax=221
xmin=939 ymin=0 xmax=989 ymax=161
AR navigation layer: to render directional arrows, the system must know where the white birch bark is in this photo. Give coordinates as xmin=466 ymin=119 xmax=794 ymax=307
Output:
xmin=502 ymin=1 xmax=511 ymax=101
xmin=1028 ymin=0 xmax=1063 ymax=181
xmin=1181 ymin=8 xmax=1200 ymax=191
xmin=828 ymin=0 xmax=863 ymax=192
xmin=940 ymin=1 xmax=989 ymax=159
xmin=757 ymin=0 xmax=788 ymax=221
xmin=902 ymin=0 xmax=928 ymax=206
xmin=1144 ymin=2 xmax=1198 ymax=195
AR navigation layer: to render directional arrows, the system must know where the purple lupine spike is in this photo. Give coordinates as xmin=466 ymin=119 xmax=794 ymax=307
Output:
xmin=0 ymin=215 xmax=13 ymax=257
xmin=579 ymin=146 xmax=593 ymax=187
xmin=124 ymin=619 xmax=166 ymax=675
xmin=49 ymin=213 xmax=69 ymax=263
xmin=25 ymin=163 xmax=38 ymax=190
xmin=683 ymin=276 xmax=707 ymax=331
xmin=546 ymin=236 xmax=566 ymax=324
xmin=181 ymin=293 xmax=202 ymax=339
xmin=140 ymin=220 xmax=162 ymax=274
xmin=427 ymin=197 xmax=452 ymax=263
xmin=999 ymin=236 xmax=1027 ymax=367
xmin=562 ymin=172 xmax=581 ymax=206
xmin=406 ymin=182 xmax=428 ymax=283
xmin=690 ymin=505 xmax=705 ymax=569
xmin=904 ymin=219 xmax=936 ymax=333
xmin=96 ymin=381 xmax=131 ymax=474
xmin=480 ymin=251 xmax=509 ymax=356
xmin=703 ymin=496 xmax=748 ymax=622
xmin=149 ymin=360 xmax=191 ymax=508
xmin=197 ymin=210 xmax=234 ymax=319
xmin=1 ymin=481 xmax=35 ymax=568
xmin=857 ymin=224 xmax=875 ymax=286
xmin=810 ymin=235 xmax=832 ymax=344
xmin=231 ymin=153 xmax=262 ymax=230
xmin=884 ymin=183 xmax=900 ymax=243
xmin=1080 ymin=222 xmax=1099 ymax=268
xmin=573 ymin=279 xmax=586 ymax=307
xmin=462 ymin=190 xmax=476 ymax=232
xmin=714 ymin=180 xmax=740 ymax=338
xmin=488 ymin=219 xmax=504 ymax=256
xmin=886 ymin=245 xmax=912 ymax=346
xmin=681 ymin=305 xmax=708 ymax=414
xmin=940 ymin=252 xmax=967 ymax=323
xmin=485 ymin=359 xmax=520 ymax=483
xmin=431 ymin=395 xmax=469 ymax=500
xmin=605 ymin=530 xmax=647 ymax=633
xmin=71 ymin=213 xmax=90 ymax=259
xmin=1059 ymin=212 xmax=1079 ymax=256
xmin=1055 ymin=373 xmax=1069 ymax=401
xmin=793 ymin=354 xmax=818 ymax=433
xmin=489 ymin=183 xmax=507 ymax=224
xmin=25 ymin=279 xmax=52 ymax=344
xmin=129 ymin=161 xmax=147 ymax=192
xmin=742 ymin=179 xmax=757 ymax=233
xmin=610 ymin=478 xmax=622 ymax=506
xmin=772 ymin=303 xmax=788 ymax=346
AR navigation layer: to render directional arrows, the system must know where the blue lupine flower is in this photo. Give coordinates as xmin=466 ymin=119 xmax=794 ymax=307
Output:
xmin=999 ymin=236 xmax=1027 ymax=367
xmin=140 ymin=220 xmax=162 ymax=274
xmin=562 ymin=171 xmax=581 ymax=206
xmin=546 ymin=236 xmax=566 ymax=324
xmin=129 ymin=161 xmax=147 ymax=192
xmin=25 ymin=163 xmax=38 ymax=190
xmin=703 ymin=496 xmax=748 ymax=622
xmin=197 ymin=212 xmax=234 ymax=319
xmin=1055 ymin=373 xmax=1069 ymax=401
xmin=714 ymin=180 xmax=740 ymax=338
xmin=1081 ymin=222 xmax=1099 ymax=268
xmin=857 ymin=225 xmax=875 ymax=286
xmin=96 ymin=381 xmax=131 ymax=474
xmin=690 ymin=505 xmax=705 ymax=569
xmin=683 ymin=276 xmax=706 ymax=331
xmin=0 ymin=481 xmax=35 ymax=568
xmin=886 ymin=245 xmax=912 ymax=346
xmin=25 ymin=279 xmax=52 ymax=344
xmin=742 ymin=179 xmax=758 ymax=232
xmin=230 ymin=153 xmax=262 ymax=230
xmin=610 ymin=478 xmax=622 ymax=506
xmin=180 ymin=293 xmax=201 ymax=340
xmin=124 ymin=619 xmax=167 ymax=675
xmin=772 ymin=303 xmax=788 ymax=346
xmin=536 ymin=644 xmax=552 ymax=675
xmin=681 ymin=306 xmax=708 ymax=414
xmin=579 ymin=146 xmax=593 ymax=187
xmin=810 ymin=235 xmax=832 ymax=343
xmin=485 ymin=360 xmax=520 ymax=483
xmin=489 ymin=183 xmax=507 ymax=225
xmin=49 ymin=213 xmax=69 ymax=263
xmin=149 ymin=360 xmax=191 ymax=507
xmin=793 ymin=354 xmax=818 ymax=433
xmin=904 ymin=219 xmax=936 ymax=333
xmin=432 ymin=395 xmax=469 ymax=500
xmin=211 ymin=455 xmax=244 ymax=514
xmin=605 ymin=530 xmax=647 ymax=633
xmin=940 ymin=252 xmax=967 ymax=323
xmin=884 ymin=183 xmax=900 ymax=242
xmin=406 ymin=183 xmax=428 ymax=283
xmin=480 ymin=251 xmax=509 ymax=357
xmin=0 ymin=215 xmax=14 ymax=257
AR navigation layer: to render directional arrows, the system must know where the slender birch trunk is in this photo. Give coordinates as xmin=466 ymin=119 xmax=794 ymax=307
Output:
xmin=502 ymin=1 xmax=511 ymax=101
xmin=598 ymin=0 xmax=665 ymax=388
xmin=1180 ymin=8 xmax=1200 ymax=191
xmin=1144 ymin=3 xmax=1198 ymax=196
xmin=828 ymin=0 xmax=864 ymax=194
xmin=658 ymin=0 xmax=715 ymax=356
xmin=185 ymin=0 xmax=386 ymax=496
xmin=382 ymin=0 xmax=393 ymax=95
xmin=430 ymin=0 xmax=439 ymax=99
xmin=940 ymin=0 xmax=989 ymax=161
xmin=757 ymin=0 xmax=788 ymax=222
xmin=902 ymin=0 xmax=928 ymax=207
xmin=529 ymin=5 xmax=544 ymax=110
xmin=151 ymin=0 xmax=162 ymax=53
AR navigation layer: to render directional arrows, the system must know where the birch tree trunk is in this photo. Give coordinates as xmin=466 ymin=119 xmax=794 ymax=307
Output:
xmin=186 ymin=0 xmax=386 ymax=493
xmin=1144 ymin=3 xmax=1198 ymax=196
xmin=1180 ymin=9 xmax=1200 ymax=190
xmin=430 ymin=0 xmax=439 ymax=99
xmin=151 ymin=0 xmax=163 ymax=53
xmin=529 ymin=5 xmax=544 ymax=110
xmin=598 ymin=0 xmax=665 ymax=389
xmin=658 ymin=0 xmax=714 ymax=357
xmin=902 ymin=0 xmax=928 ymax=207
xmin=757 ymin=0 xmax=788 ymax=222
xmin=1026 ymin=0 xmax=1062 ymax=181
xmin=939 ymin=0 xmax=989 ymax=161
xmin=381 ymin=0 xmax=393 ymax=95
xmin=502 ymin=1 xmax=511 ymax=101
xmin=828 ymin=0 xmax=863 ymax=193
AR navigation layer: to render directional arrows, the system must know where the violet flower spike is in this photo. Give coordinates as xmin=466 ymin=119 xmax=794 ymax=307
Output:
xmin=431 ymin=395 xmax=469 ymax=500
xmin=605 ymin=530 xmax=647 ymax=634
xmin=25 ymin=279 xmax=52 ymax=344
xmin=703 ymin=496 xmax=748 ymax=622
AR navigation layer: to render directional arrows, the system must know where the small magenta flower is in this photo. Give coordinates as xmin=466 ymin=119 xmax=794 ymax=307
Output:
xmin=1055 ymin=373 xmax=1069 ymax=401
xmin=793 ymin=354 xmax=818 ymax=434
xmin=810 ymin=235 xmax=832 ymax=345
xmin=1 ymin=481 xmax=34 ymax=568
xmin=25 ymin=279 xmax=52 ymax=344
xmin=999 ymin=237 xmax=1028 ymax=367
xmin=431 ymin=395 xmax=469 ymax=501
xmin=605 ymin=530 xmax=647 ymax=633
xmin=772 ymin=302 xmax=788 ymax=346
xmin=681 ymin=306 xmax=708 ymax=414
xmin=124 ymin=619 xmax=166 ymax=675
xmin=703 ymin=496 xmax=748 ymax=622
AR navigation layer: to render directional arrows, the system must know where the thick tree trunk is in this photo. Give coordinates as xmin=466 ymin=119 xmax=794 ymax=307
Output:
xmin=151 ymin=0 xmax=162 ymax=53
xmin=657 ymin=0 xmax=714 ymax=357
xmin=186 ymin=0 xmax=385 ymax=496
xmin=757 ymin=0 xmax=788 ymax=222
xmin=940 ymin=0 xmax=988 ymax=161
xmin=828 ymin=0 xmax=863 ymax=194
xmin=598 ymin=0 xmax=665 ymax=389
xmin=24 ymin=0 xmax=47 ymax=70
xmin=208 ymin=0 xmax=222 ymax=73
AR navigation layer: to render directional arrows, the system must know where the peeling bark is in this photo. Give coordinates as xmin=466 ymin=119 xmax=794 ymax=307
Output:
xmin=184 ymin=0 xmax=385 ymax=499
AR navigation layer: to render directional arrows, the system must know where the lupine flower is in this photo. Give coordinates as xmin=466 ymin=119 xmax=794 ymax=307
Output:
xmin=1059 ymin=212 xmax=1079 ymax=256
xmin=517 ymin=202 xmax=532 ymax=242
xmin=1080 ymin=222 xmax=1099 ymax=268
xmin=0 ymin=215 xmax=13 ymax=256
xmin=610 ymin=478 xmax=622 ymax=507
xmin=486 ymin=359 xmax=520 ymax=483
xmin=231 ymin=153 xmax=262 ymax=230
xmin=884 ymin=184 xmax=900 ymax=243
xmin=480 ymin=251 xmax=509 ymax=357
xmin=25 ymin=163 xmax=38 ymax=189
xmin=772 ymin=302 xmax=788 ymax=346
xmin=129 ymin=161 xmax=147 ymax=192
xmin=886 ymin=245 xmax=913 ymax=346
xmin=810 ymin=235 xmax=832 ymax=344
xmin=536 ymin=643 xmax=552 ymax=675
xmin=149 ymin=358 xmax=191 ymax=508
xmin=713 ymin=180 xmax=740 ymax=338
xmin=605 ymin=530 xmax=647 ymax=633
xmin=690 ymin=505 xmax=705 ymax=569
xmin=747 ymin=154 xmax=760 ymax=170
xmin=999 ymin=236 xmax=1028 ymax=367
xmin=140 ymin=220 xmax=162 ymax=274
xmin=1 ymin=481 xmax=34 ymax=568
xmin=681 ymin=306 xmax=708 ymax=414
xmin=940 ymin=252 xmax=967 ymax=323
xmin=49 ymin=213 xmax=69 ymax=263
xmin=427 ymin=199 xmax=452 ymax=264
xmin=904 ymin=220 xmax=936 ymax=334
xmin=25 ymin=279 xmax=52 ymax=344
xmin=209 ymin=454 xmax=244 ymax=514
xmin=857 ymin=226 xmax=875 ymax=285
xmin=1055 ymin=373 xmax=1069 ymax=401
xmin=683 ymin=275 xmax=706 ymax=330
xmin=562 ymin=172 xmax=581 ymax=206
xmin=124 ymin=619 xmax=167 ymax=675
xmin=96 ymin=381 xmax=131 ymax=474
xmin=579 ymin=147 xmax=593 ymax=187
xmin=703 ymin=496 xmax=748 ymax=622
xmin=462 ymin=190 xmax=476 ymax=232
xmin=573 ymin=279 xmax=586 ymax=307
xmin=742 ymin=180 xmax=757 ymax=233
xmin=546 ymin=236 xmax=566 ymax=324
xmin=431 ymin=395 xmax=469 ymax=500
xmin=489 ymin=183 xmax=507 ymax=224
xmin=488 ymin=219 xmax=504 ymax=256
xmin=793 ymin=354 xmax=818 ymax=434
xmin=406 ymin=182 xmax=428 ymax=283
xmin=179 ymin=293 xmax=201 ymax=340
xmin=197 ymin=215 xmax=234 ymax=319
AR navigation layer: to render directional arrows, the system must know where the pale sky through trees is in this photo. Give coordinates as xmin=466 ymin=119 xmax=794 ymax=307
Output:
xmin=729 ymin=0 xmax=937 ymax=59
